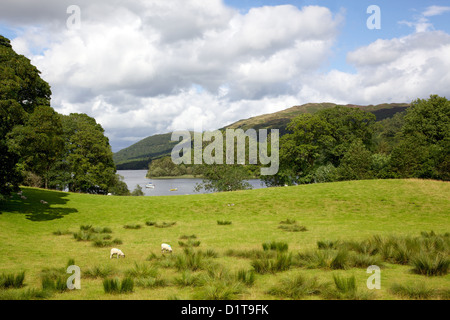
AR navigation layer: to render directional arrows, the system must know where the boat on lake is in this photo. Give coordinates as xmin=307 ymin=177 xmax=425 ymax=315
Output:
xmin=145 ymin=183 xmax=155 ymax=189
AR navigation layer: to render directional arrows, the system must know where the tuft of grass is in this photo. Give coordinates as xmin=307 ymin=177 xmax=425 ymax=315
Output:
xmin=119 ymin=277 xmax=135 ymax=293
xmin=236 ymin=269 xmax=255 ymax=287
xmin=0 ymin=288 xmax=52 ymax=300
xmin=175 ymin=249 xmax=205 ymax=271
xmin=278 ymin=224 xmax=307 ymax=232
xmin=102 ymin=278 xmax=120 ymax=294
xmin=145 ymin=221 xmax=156 ymax=226
xmin=103 ymin=277 xmax=134 ymax=294
xmin=279 ymin=218 xmax=296 ymax=224
xmin=410 ymin=253 xmax=449 ymax=276
xmin=179 ymin=234 xmax=197 ymax=240
xmin=0 ymin=271 xmax=25 ymax=289
xmin=123 ymin=224 xmax=141 ymax=230
xmin=262 ymin=241 xmax=289 ymax=252
xmin=317 ymin=240 xmax=341 ymax=250
xmin=52 ymin=230 xmax=72 ymax=236
xmin=251 ymin=252 xmax=293 ymax=274
xmin=267 ymin=274 xmax=328 ymax=299
xmin=217 ymin=220 xmax=232 ymax=225
xmin=174 ymin=271 xmax=202 ymax=287
xmin=125 ymin=262 xmax=159 ymax=278
xmin=324 ymin=274 xmax=374 ymax=300
xmin=41 ymin=275 xmax=68 ymax=292
xmin=84 ymin=265 xmax=115 ymax=279
xmin=390 ymin=282 xmax=436 ymax=299
xmin=154 ymin=222 xmax=176 ymax=228
xmin=178 ymin=240 xmax=201 ymax=248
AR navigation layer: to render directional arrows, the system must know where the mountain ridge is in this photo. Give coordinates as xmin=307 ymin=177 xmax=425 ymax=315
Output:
xmin=113 ymin=102 xmax=410 ymax=170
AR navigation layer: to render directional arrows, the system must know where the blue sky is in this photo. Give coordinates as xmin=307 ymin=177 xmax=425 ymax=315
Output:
xmin=1 ymin=0 xmax=450 ymax=151
xmin=224 ymin=0 xmax=450 ymax=72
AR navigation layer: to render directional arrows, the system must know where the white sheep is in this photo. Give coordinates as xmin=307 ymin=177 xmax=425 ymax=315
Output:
xmin=110 ymin=248 xmax=125 ymax=259
xmin=20 ymin=195 xmax=27 ymax=200
xmin=161 ymin=243 xmax=172 ymax=253
xmin=40 ymin=200 xmax=48 ymax=204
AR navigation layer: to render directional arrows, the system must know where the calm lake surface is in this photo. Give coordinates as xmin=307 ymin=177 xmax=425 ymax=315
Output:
xmin=117 ymin=170 xmax=267 ymax=196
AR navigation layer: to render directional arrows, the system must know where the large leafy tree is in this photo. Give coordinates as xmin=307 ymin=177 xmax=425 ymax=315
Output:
xmin=60 ymin=113 xmax=117 ymax=194
xmin=265 ymin=106 xmax=376 ymax=185
xmin=0 ymin=35 xmax=52 ymax=195
xmin=390 ymin=95 xmax=450 ymax=180
xmin=7 ymin=106 xmax=64 ymax=189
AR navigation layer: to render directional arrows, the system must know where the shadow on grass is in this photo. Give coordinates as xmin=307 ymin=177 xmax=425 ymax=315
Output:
xmin=0 ymin=188 xmax=78 ymax=221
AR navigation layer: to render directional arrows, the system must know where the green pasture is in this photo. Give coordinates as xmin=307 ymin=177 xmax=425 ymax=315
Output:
xmin=0 ymin=179 xmax=448 ymax=300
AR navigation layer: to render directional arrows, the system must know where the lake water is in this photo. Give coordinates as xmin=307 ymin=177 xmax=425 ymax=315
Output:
xmin=117 ymin=170 xmax=267 ymax=196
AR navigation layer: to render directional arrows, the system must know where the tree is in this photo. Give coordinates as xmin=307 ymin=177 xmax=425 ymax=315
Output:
xmin=130 ymin=184 xmax=144 ymax=196
xmin=390 ymin=95 xmax=449 ymax=180
xmin=0 ymin=35 xmax=52 ymax=195
xmin=266 ymin=106 xmax=376 ymax=185
xmin=59 ymin=113 xmax=117 ymax=194
xmin=194 ymin=164 xmax=252 ymax=192
xmin=336 ymin=139 xmax=373 ymax=181
xmin=7 ymin=106 xmax=64 ymax=189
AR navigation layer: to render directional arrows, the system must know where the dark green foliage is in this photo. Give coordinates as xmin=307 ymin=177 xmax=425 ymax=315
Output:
xmin=178 ymin=240 xmax=201 ymax=247
xmin=0 ymin=35 xmax=51 ymax=195
xmin=262 ymin=241 xmax=288 ymax=252
xmin=103 ymin=277 xmax=134 ymax=294
xmin=130 ymin=184 xmax=144 ymax=196
xmin=194 ymin=164 xmax=252 ymax=192
xmin=0 ymin=271 xmax=25 ymax=289
xmin=217 ymin=220 xmax=232 ymax=225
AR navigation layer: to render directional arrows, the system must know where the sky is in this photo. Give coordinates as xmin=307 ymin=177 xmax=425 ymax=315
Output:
xmin=1 ymin=0 xmax=450 ymax=152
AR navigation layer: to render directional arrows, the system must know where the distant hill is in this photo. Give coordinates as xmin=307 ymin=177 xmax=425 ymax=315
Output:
xmin=113 ymin=133 xmax=178 ymax=170
xmin=114 ymin=102 xmax=410 ymax=169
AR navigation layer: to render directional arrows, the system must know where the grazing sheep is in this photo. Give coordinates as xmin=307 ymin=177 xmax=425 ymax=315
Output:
xmin=110 ymin=248 xmax=125 ymax=259
xmin=161 ymin=243 xmax=172 ymax=253
xmin=40 ymin=200 xmax=48 ymax=204
xmin=20 ymin=195 xmax=27 ymax=200
xmin=17 ymin=191 xmax=23 ymax=196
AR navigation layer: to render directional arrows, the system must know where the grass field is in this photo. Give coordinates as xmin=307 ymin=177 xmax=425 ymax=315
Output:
xmin=0 ymin=179 xmax=449 ymax=300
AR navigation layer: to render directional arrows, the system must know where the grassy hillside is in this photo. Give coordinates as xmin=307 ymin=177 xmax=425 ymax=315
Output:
xmin=0 ymin=179 xmax=448 ymax=300
xmin=113 ymin=133 xmax=178 ymax=170
xmin=113 ymin=102 xmax=409 ymax=169
xmin=223 ymin=102 xmax=409 ymax=133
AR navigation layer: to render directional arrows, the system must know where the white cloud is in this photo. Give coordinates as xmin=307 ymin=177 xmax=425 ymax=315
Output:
xmin=307 ymin=31 xmax=450 ymax=105
xmin=3 ymin=1 xmax=450 ymax=152
xmin=5 ymin=1 xmax=342 ymax=151
xmin=423 ymin=5 xmax=450 ymax=17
